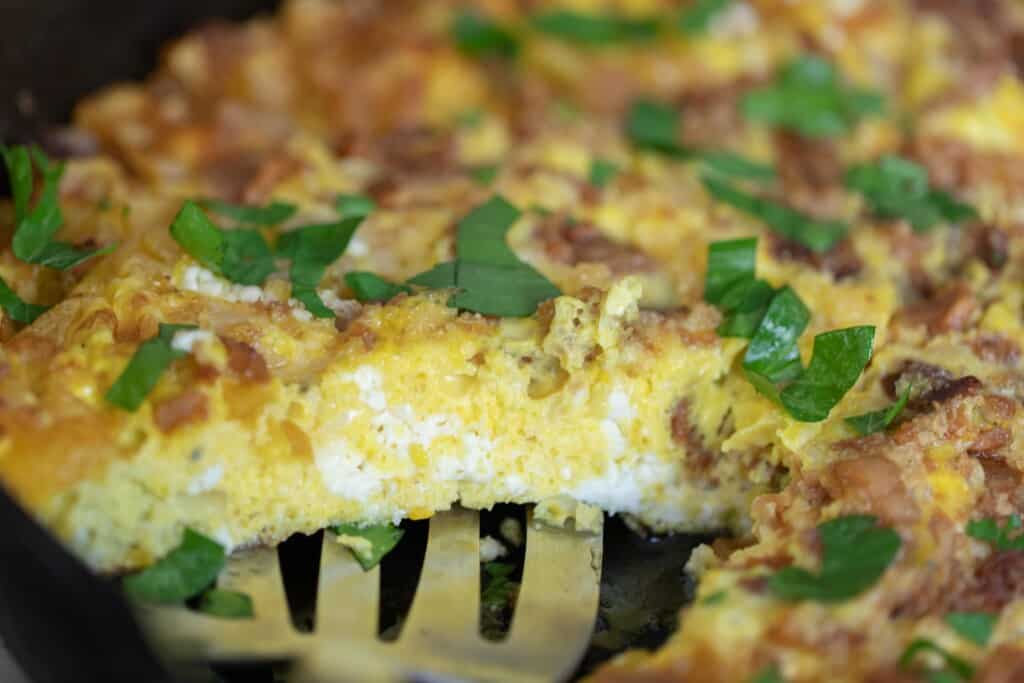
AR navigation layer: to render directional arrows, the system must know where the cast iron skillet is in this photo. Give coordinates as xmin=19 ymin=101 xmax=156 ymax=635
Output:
xmin=0 ymin=3 xmax=710 ymax=680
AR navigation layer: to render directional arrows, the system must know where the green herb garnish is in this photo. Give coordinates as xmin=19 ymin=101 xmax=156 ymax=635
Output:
xmin=469 ymin=164 xmax=500 ymax=186
xmin=2 ymin=145 xmax=114 ymax=270
xmin=531 ymin=11 xmax=660 ymax=45
xmin=625 ymin=99 xmax=692 ymax=158
xmin=589 ymin=158 xmax=620 ymax=188
xmin=198 ymin=589 xmax=254 ymax=619
xmin=702 ymin=175 xmax=847 ymax=253
xmin=704 ymin=237 xmax=758 ymax=305
xmin=945 ymin=611 xmax=997 ymax=647
xmin=335 ymin=194 xmax=376 ymax=221
xmin=452 ymin=11 xmax=519 ymax=58
xmin=700 ymin=590 xmax=728 ymax=606
xmin=700 ymin=151 xmax=776 ymax=182
xmin=845 ymin=384 xmax=911 ymax=436
xmin=741 ymin=56 xmax=884 ymax=138
xmin=331 ymin=523 xmax=405 ymax=571
xmin=845 ymin=155 xmax=977 ymax=232
xmin=409 ymin=196 xmax=560 ymax=317
xmin=123 ymin=528 xmax=225 ymax=604
xmin=900 ymin=639 xmax=974 ymax=683
xmin=770 ymin=514 xmax=900 ymax=602
xmin=680 ymin=0 xmax=732 ymax=34
xmin=966 ymin=514 xmax=1024 ymax=551
xmin=344 ymin=271 xmax=411 ymax=303
xmin=481 ymin=561 xmax=518 ymax=610
xmin=105 ymin=323 xmax=197 ymax=411
xmin=170 ymin=201 xmax=276 ymax=285
xmin=0 ymin=275 xmax=48 ymax=324
xmin=286 ymin=218 xmax=363 ymax=318
xmin=196 ymin=199 xmax=296 ymax=225
xmin=748 ymin=665 xmax=785 ymax=683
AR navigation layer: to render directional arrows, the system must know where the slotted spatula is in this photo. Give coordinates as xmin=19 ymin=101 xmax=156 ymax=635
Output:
xmin=139 ymin=507 xmax=604 ymax=683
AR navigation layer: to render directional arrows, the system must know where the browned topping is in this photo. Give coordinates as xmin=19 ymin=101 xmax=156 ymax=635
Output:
xmin=865 ymin=667 xmax=923 ymax=683
xmin=670 ymin=398 xmax=717 ymax=475
xmin=153 ymin=390 xmax=209 ymax=433
xmin=970 ymin=333 xmax=1021 ymax=365
xmin=535 ymin=216 xmax=657 ymax=274
xmin=243 ymin=155 xmax=303 ymax=204
xmin=823 ymin=456 xmax=919 ymax=525
xmin=769 ymin=234 xmax=863 ymax=280
xmin=969 ymin=224 xmax=1010 ymax=272
xmin=975 ymin=457 xmax=1024 ymax=517
xmin=976 ymin=645 xmax=1024 ymax=683
xmin=353 ymin=126 xmax=454 ymax=175
xmin=967 ymin=427 xmax=1013 ymax=458
xmin=881 ymin=360 xmax=954 ymax=401
xmin=951 ymin=550 xmax=1024 ymax=612
xmin=222 ymin=337 xmax=270 ymax=383
xmin=897 ymin=282 xmax=979 ymax=335
xmin=775 ymin=131 xmax=842 ymax=193
xmin=340 ymin=320 xmax=377 ymax=350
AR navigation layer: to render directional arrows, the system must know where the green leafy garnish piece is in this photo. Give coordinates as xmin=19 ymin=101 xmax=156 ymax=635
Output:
xmin=966 ymin=514 xmax=1024 ymax=551
xmin=704 ymin=237 xmax=758 ymax=305
xmin=589 ymin=158 xmax=620 ymax=188
xmin=845 ymin=384 xmax=911 ymax=436
xmin=456 ymin=108 xmax=485 ymax=129
xmin=0 ymin=275 xmax=48 ymax=324
xmin=717 ymin=278 xmax=776 ymax=339
xmin=198 ymin=589 xmax=254 ymax=619
xmin=769 ymin=514 xmax=901 ymax=602
xmin=469 ymin=164 xmax=500 ymax=186
xmin=170 ymin=201 xmax=276 ymax=285
xmin=196 ymin=199 xmax=296 ymax=225
xmin=700 ymin=590 xmax=728 ymax=606
xmin=452 ymin=11 xmax=519 ymax=58
xmin=945 ymin=611 xmax=997 ymax=647
xmin=742 ymin=286 xmax=810 ymax=399
xmin=845 ymin=155 xmax=977 ymax=232
xmin=287 ymin=219 xmax=363 ymax=318
xmin=2 ymin=145 xmax=114 ymax=270
xmin=344 ymin=271 xmax=411 ymax=303
xmin=900 ymin=639 xmax=974 ymax=682
xmin=481 ymin=562 xmax=518 ymax=610
xmin=331 ymin=523 xmax=405 ymax=571
xmin=625 ymin=99 xmax=693 ymax=158
xmin=776 ymin=325 xmax=875 ymax=422
xmin=680 ymin=0 xmax=733 ymax=34
xmin=702 ymin=175 xmax=847 ymax=253
xmin=409 ymin=196 xmax=560 ymax=317
xmin=123 ymin=528 xmax=225 ymax=604
xmin=335 ymin=193 xmax=376 ymax=221
xmin=748 ymin=665 xmax=784 ymax=683
xmin=105 ymin=323 xmax=198 ymax=411
xmin=741 ymin=56 xmax=884 ymax=138
xmin=700 ymin=151 xmax=776 ymax=182
xmin=531 ymin=11 xmax=660 ymax=45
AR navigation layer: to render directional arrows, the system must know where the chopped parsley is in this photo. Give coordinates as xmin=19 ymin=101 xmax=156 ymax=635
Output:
xmin=845 ymin=155 xmax=977 ymax=232
xmin=0 ymin=275 xmax=48 ymax=324
xmin=845 ymin=384 xmax=911 ymax=436
xmin=331 ymin=523 xmax=405 ymax=571
xmin=409 ymin=195 xmax=560 ymax=317
xmin=198 ymin=589 xmax=254 ymax=619
xmin=679 ymin=0 xmax=733 ymax=34
xmin=335 ymin=193 xmax=376 ymax=221
xmin=770 ymin=514 xmax=901 ymax=602
xmin=945 ymin=611 xmax=997 ymax=647
xmin=344 ymin=272 xmax=411 ymax=303
xmin=123 ymin=528 xmax=225 ymax=604
xmin=966 ymin=514 xmax=1024 ymax=551
xmin=2 ymin=144 xmax=114 ymax=270
xmin=531 ymin=11 xmax=660 ymax=45
xmin=285 ymin=218 xmax=363 ymax=318
xmin=589 ymin=158 xmax=620 ymax=188
xmin=196 ymin=199 xmax=296 ymax=225
xmin=702 ymin=175 xmax=848 ymax=253
xmin=469 ymin=164 xmax=500 ymax=186
xmin=741 ymin=56 xmax=884 ymax=138
xmin=700 ymin=590 xmax=728 ymax=606
xmin=700 ymin=151 xmax=776 ymax=182
xmin=452 ymin=11 xmax=519 ymax=58
xmin=625 ymin=99 xmax=692 ymax=158
xmin=105 ymin=323 xmax=197 ymax=411
xmin=748 ymin=665 xmax=784 ymax=683
xmin=481 ymin=561 xmax=518 ymax=611
xmin=900 ymin=639 xmax=974 ymax=683
xmin=170 ymin=201 xmax=276 ymax=285
xmin=703 ymin=237 xmax=758 ymax=305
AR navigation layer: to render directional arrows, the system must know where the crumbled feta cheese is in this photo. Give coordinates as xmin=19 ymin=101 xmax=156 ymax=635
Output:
xmin=480 ymin=535 xmax=507 ymax=562
xmin=171 ymin=329 xmax=216 ymax=354
xmin=186 ymin=463 xmax=224 ymax=495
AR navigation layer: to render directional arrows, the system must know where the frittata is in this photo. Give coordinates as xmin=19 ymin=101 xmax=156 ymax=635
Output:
xmin=2 ymin=0 xmax=1024 ymax=680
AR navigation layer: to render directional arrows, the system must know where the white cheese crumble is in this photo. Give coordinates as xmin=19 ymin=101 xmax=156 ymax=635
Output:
xmin=171 ymin=329 xmax=216 ymax=354
xmin=179 ymin=264 xmax=336 ymax=322
xmin=186 ymin=463 xmax=224 ymax=495
xmin=480 ymin=536 xmax=507 ymax=562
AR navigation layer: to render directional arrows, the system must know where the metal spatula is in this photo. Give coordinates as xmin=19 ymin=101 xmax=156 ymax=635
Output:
xmin=139 ymin=507 xmax=604 ymax=683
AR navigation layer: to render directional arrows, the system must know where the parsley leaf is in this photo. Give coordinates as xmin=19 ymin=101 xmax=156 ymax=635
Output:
xmin=481 ymin=561 xmax=518 ymax=610
xmin=589 ymin=158 xmax=620 ymax=188
xmin=748 ymin=665 xmax=784 ymax=683
xmin=105 ymin=323 xmax=197 ymax=411
xmin=845 ymin=384 xmax=911 ymax=435
xmin=531 ymin=11 xmax=660 ymax=45
xmin=742 ymin=286 xmax=810 ymax=392
xmin=680 ymin=0 xmax=733 ymax=35
xmin=469 ymin=164 xmax=500 ymax=186
xmin=845 ymin=155 xmax=977 ymax=232
xmin=778 ymin=325 xmax=875 ymax=422
xmin=410 ymin=196 xmax=560 ymax=317
xmin=344 ymin=271 xmax=411 ymax=303
xmin=123 ymin=528 xmax=225 ymax=604
xmin=717 ymin=278 xmax=776 ymax=338
xmin=702 ymin=175 xmax=847 ymax=253
xmin=0 ymin=275 xmax=48 ymax=324
xmin=170 ymin=201 xmax=276 ymax=285
xmin=2 ymin=145 xmax=113 ymax=270
xmin=197 ymin=589 xmax=254 ymax=619
xmin=966 ymin=514 xmax=1024 ymax=551
xmin=900 ymin=639 xmax=974 ymax=682
xmin=331 ymin=523 xmax=405 ymax=571
xmin=287 ymin=218 xmax=363 ymax=317
xmin=945 ymin=611 xmax=997 ymax=647
xmin=770 ymin=514 xmax=901 ymax=602
xmin=196 ymin=199 xmax=296 ymax=225
xmin=700 ymin=590 xmax=728 ymax=606
xmin=453 ymin=11 xmax=519 ymax=58
xmin=741 ymin=56 xmax=884 ymax=138
xmin=700 ymin=151 xmax=776 ymax=182
xmin=704 ymin=237 xmax=758 ymax=305
xmin=336 ymin=194 xmax=376 ymax=220
xmin=626 ymin=99 xmax=692 ymax=158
